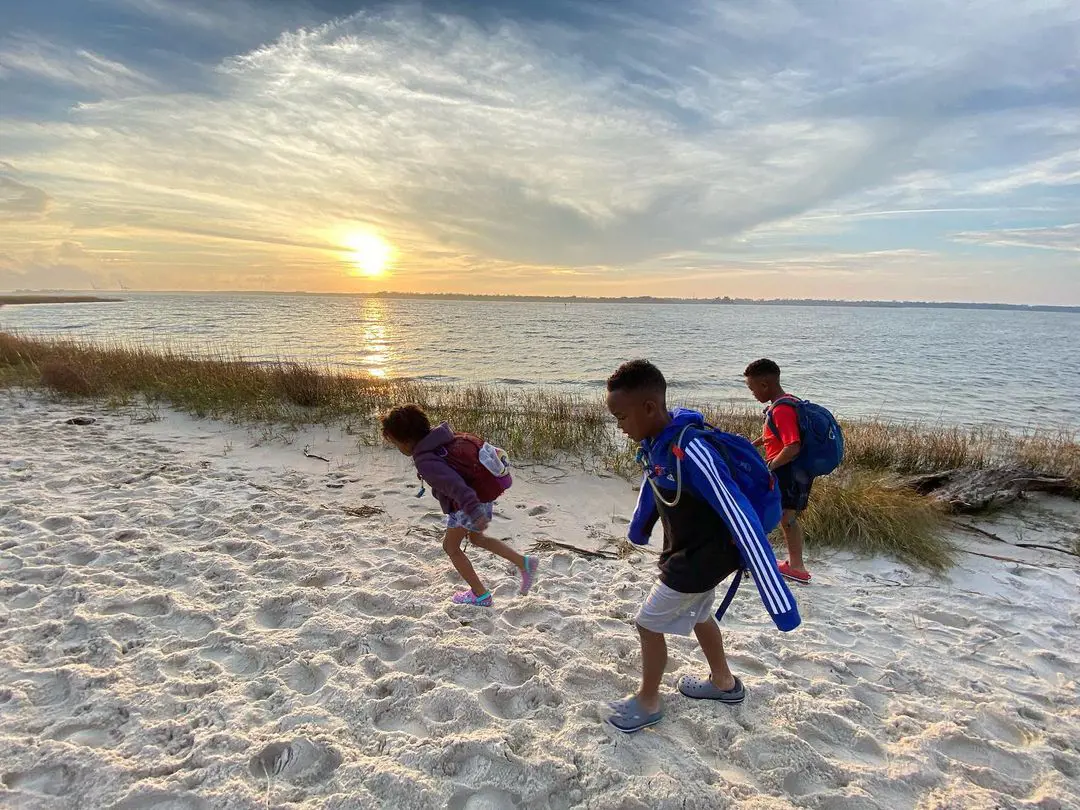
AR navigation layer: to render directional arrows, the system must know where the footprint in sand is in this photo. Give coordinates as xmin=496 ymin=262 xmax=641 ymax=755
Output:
xmin=448 ymin=787 xmax=522 ymax=810
xmin=24 ymin=671 xmax=73 ymax=707
xmin=154 ymin=612 xmax=217 ymax=641
xmin=1 ymin=585 xmax=44 ymax=610
xmin=64 ymin=549 xmax=99 ymax=566
xmin=111 ymin=790 xmax=209 ymax=810
xmin=277 ymin=660 xmax=329 ymax=695
xmin=255 ymin=595 xmax=315 ymax=629
xmin=48 ymin=722 xmax=123 ymax=749
xmin=300 ymin=570 xmax=347 ymax=588
xmin=102 ymin=596 xmax=170 ymax=618
xmin=935 ymin=734 xmax=1034 ymax=781
xmin=478 ymin=681 xmax=562 ymax=720
xmin=1 ymin=764 xmax=76 ymax=797
xmin=15 ymin=566 xmax=64 ymax=586
xmin=0 ymin=554 xmax=24 ymax=572
xmin=370 ymin=636 xmax=406 ymax=663
xmin=248 ymin=738 xmax=342 ymax=787
xmin=200 ymin=643 xmax=265 ymax=676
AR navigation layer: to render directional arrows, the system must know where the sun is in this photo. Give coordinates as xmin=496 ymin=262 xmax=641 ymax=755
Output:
xmin=343 ymin=231 xmax=393 ymax=278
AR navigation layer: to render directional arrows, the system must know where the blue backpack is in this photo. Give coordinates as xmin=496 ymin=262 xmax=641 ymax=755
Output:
xmin=766 ymin=396 xmax=844 ymax=477
xmin=641 ymin=423 xmax=785 ymax=625
xmin=696 ymin=426 xmax=783 ymax=535
xmin=644 ymin=423 xmax=782 ymax=535
xmin=674 ymin=425 xmax=784 ymax=624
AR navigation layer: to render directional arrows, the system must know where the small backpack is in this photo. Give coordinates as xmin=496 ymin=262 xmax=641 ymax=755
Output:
xmin=442 ymin=433 xmax=512 ymax=503
xmin=766 ymin=396 xmax=844 ymax=478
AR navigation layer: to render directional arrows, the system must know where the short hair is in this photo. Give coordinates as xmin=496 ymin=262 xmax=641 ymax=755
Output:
xmin=607 ymin=359 xmax=667 ymax=398
xmin=744 ymin=358 xmax=781 ymax=378
xmin=381 ymin=404 xmax=431 ymax=443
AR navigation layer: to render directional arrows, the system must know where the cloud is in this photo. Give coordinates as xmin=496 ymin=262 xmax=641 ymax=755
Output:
xmin=0 ymin=35 xmax=156 ymax=93
xmin=0 ymin=173 xmax=50 ymax=220
xmin=953 ymin=223 xmax=1080 ymax=252
xmin=0 ymin=1 xmax=1078 ymax=301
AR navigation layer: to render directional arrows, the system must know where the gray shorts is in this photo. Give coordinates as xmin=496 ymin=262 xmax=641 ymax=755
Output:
xmin=635 ymin=581 xmax=716 ymax=636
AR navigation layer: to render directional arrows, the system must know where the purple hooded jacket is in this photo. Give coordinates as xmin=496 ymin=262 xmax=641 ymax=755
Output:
xmin=412 ymin=423 xmax=488 ymax=524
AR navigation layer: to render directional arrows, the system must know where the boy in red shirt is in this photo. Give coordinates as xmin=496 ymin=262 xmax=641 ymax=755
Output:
xmin=744 ymin=359 xmax=812 ymax=583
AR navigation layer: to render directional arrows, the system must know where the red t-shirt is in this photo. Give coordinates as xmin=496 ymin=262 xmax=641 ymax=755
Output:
xmin=763 ymin=399 xmax=801 ymax=462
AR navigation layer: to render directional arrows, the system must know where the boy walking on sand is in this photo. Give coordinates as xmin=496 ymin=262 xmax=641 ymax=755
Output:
xmin=605 ymin=360 xmax=799 ymax=733
xmin=743 ymin=358 xmax=819 ymax=583
xmin=382 ymin=405 xmax=539 ymax=606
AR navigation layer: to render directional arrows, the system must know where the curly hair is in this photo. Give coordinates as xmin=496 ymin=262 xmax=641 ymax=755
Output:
xmin=743 ymin=358 xmax=781 ymax=379
xmin=606 ymin=359 xmax=667 ymax=397
xmin=380 ymin=404 xmax=432 ymax=443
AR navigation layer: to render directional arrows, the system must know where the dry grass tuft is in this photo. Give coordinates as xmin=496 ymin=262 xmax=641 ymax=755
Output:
xmin=799 ymin=473 xmax=952 ymax=570
xmin=39 ymin=360 xmax=94 ymax=397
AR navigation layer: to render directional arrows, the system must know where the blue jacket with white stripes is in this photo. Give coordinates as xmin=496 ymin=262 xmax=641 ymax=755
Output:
xmin=628 ymin=408 xmax=801 ymax=632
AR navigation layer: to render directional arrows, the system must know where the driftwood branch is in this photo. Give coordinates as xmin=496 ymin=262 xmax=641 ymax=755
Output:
xmin=951 ymin=520 xmax=1080 ymax=558
xmin=903 ymin=467 xmax=1074 ymax=513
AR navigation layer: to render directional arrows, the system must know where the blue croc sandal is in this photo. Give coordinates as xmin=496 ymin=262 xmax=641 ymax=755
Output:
xmin=677 ymin=674 xmax=746 ymax=704
xmin=607 ymin=695 xmax=663 ymax=733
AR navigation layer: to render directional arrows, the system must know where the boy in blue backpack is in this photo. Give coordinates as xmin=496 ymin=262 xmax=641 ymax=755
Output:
xmin=744 ymin=358 xmax=844 ymax=585
xmin=605 ymin=360 xmax=799 ymax=733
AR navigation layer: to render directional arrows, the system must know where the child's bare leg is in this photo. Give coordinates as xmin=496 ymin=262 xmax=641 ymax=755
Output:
xmin=781 ymin=510 xmax=807 ymax=571
xmin=467 ymin=531 xmax=525 ymax=569
xmin=442 ymin=528 xmax=487 ymax=595
xmin=635 ymin=624 xmax=667 ymax=714
xmin=693 ymin=619 xmax=737 ymax=690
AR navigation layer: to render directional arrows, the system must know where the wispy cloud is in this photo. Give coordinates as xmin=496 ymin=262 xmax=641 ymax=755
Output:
xmin=0 ymin=0 xmax=1078 ymax=301
xmin=953 ymin=223 xmax=1080 ymax=252
xmin=0 ymin=35 xmax=156 ymax=93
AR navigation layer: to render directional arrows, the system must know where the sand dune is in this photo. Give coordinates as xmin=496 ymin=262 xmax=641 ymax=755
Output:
xmin=1 ymin=394 xmax=1077 ymax=809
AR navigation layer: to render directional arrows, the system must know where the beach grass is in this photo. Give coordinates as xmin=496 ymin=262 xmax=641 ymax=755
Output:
xmin=4 ymin=331 xmax=1077 ymax=569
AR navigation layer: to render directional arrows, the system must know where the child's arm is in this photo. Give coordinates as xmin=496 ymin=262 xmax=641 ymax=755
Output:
xmin=678 ymin=434 xmax=801 ymax=632
xmin=627 ymin=474 xmax=658 ymax=545
xmin=767 ymin=405 xmax=801 ymax=470
xmin=414 ymin=456 xmax=488 ymax=528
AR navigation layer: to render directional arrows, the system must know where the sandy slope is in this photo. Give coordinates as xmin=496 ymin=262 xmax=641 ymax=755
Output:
xmin=1 ymin=394 xmax=1077 ymax=810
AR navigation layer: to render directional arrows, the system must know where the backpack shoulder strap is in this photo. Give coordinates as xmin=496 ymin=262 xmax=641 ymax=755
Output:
xmin=714 ymin=569 xmax=745 ymax=622
xmin=765 ymin=397 xmax=800 ymax=440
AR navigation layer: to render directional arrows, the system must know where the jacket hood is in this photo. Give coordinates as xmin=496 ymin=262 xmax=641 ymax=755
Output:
xmin=645 ymin=408 xmax=705 ymax=453
xmin=414 ymin=422 xmax=454 ymax=454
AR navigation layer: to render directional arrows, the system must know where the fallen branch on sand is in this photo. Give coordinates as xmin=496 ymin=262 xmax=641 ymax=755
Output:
xmin=950 ymin=519 xmax=1080 ymax=558
xmin=303 ymin=447 xmax=330 ymax=462
xmin=904 ymin=467 xmax=1075 ymax=513
xmin=344 ymin=505 xmax=384 ymax=518
xmin=530 ymin=538 xmax=618 ymax=559
xmin=955 ymin=547 xmax=1069 ymax=568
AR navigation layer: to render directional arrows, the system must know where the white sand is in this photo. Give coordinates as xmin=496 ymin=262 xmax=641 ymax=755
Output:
xmin=1 ymin=393 xmax=1078 ymax=810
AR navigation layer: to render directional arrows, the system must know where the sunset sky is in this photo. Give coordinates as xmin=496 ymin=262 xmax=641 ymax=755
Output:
xmin=1 ymin=0 xmax=1078 ymax=303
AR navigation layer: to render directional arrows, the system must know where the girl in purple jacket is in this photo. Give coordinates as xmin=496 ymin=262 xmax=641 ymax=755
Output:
xmin=381 ymin=405 xmax=539 ymax=607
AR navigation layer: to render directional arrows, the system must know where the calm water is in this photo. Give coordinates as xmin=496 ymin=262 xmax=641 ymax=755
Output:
xmin=3 ymin=293 xmax=1077 ymax=430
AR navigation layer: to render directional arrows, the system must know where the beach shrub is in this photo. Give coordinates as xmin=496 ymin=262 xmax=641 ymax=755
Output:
xmin=39 ymin=360 xmax=94 ymax=397
xmin=276 ymin=363 xmax=327 ymax=407
xmin=797 ymin=472 xmax=951 ymax=570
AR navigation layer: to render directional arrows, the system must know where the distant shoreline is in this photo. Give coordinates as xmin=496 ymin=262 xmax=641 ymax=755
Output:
xmin=5 ymin=290 xmax=1076 ymax=313
xmin=364 ymin=292 xmax=1080 ymax=313
xmin=0 ymin=295 xmax=122 ymax=306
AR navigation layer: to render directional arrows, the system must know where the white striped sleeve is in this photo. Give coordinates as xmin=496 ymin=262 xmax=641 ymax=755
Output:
xmin=684 ymin=439 xmax=791 ymax=614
